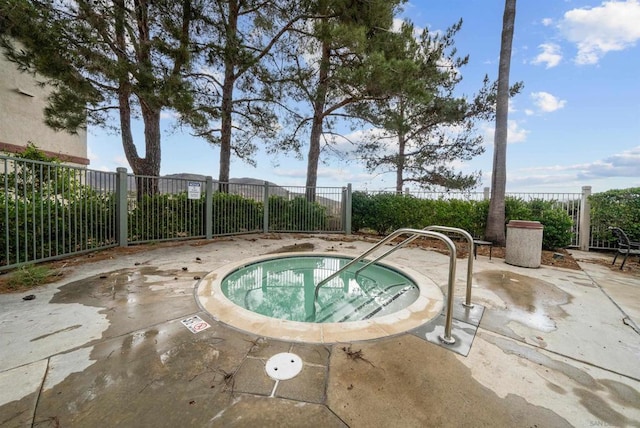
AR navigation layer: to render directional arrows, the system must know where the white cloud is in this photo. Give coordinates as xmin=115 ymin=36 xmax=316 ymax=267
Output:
xmin=323 ymin=128 xmax=395 ymax=155
xmin=392 ymin=18 xmax=405 ymax=33
xmin=160 ymin=111 xmax=179 ymax=120
xmin=509 ymin=146 xmax=640 ymax=189
xmin=114 ymin=155 xmax=129 ymax=169
xmin=531 ymin=43 xmax=563 ymax=68
xmin=531 ymin=91 xmax=566 ymax=113
xmin=559 ymin=0 xmax=640 ymax=65
xmin=541 ymin=18 xmax=554 ymax=26
xmin=87 ymin=146 xmax=98 ymax=162
xmin=576 ymin=145 xmax=640 ymax=178
xmin=482 ymin=120 xmax=530 ymax=145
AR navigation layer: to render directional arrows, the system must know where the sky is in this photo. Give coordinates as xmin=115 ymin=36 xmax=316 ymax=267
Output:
xmin=87 ymin=0 xmax=640 ymax=194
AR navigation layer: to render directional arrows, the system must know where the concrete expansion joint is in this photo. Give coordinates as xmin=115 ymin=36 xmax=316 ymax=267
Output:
xmin=582 ymin=269 xmax=640 ymax=336
xmin=30 ymin=357 xmax=50 ymax=426
xmin=480 ymin=326 xmax=640 ymax=384
xmin=622 ymin=317 xmax=640 ymax=335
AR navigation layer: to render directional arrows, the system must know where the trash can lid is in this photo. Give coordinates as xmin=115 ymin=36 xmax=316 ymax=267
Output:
xmin=507 ymin=220 xmax=543 ymax=229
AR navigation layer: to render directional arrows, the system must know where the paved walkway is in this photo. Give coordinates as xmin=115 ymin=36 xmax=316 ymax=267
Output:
xmin=1 ymin=234 xmax=639 ymax=427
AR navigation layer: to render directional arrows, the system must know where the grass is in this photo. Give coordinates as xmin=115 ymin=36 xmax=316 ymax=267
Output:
xmin=3 ymin=264 xmax=57 ymax=291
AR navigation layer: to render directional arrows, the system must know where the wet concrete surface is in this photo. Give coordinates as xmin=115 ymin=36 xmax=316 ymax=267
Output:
xmin=475 ymin=270 xmax=572 ymax=340
xmin=1 ymin=235 xmax=639 ymax=427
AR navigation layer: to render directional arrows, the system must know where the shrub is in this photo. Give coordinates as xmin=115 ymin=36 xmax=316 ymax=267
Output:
xmin=128 ymin=193 xmax=204 ymax=240
xmin=212 ymin=192 xmax=262 ymax=234
xmin=268 ymin=196 xmax=327 ymax=231
xmin=1 ymin=147 xmax=118 ymax=265
xmin=351 ymin=192 xmax=425 ymax=235
xmin=351 ymin=191 xmax=373 ymax=232
xmin=504 ymin=197 xmax=532 ymax=223
xmin=524 ymin=199 xmax=573 ymax=250
xmin=350 ymin=193 xmax=574 ymax=249
xmin=590 ymin=187 xmax=640 ymax=242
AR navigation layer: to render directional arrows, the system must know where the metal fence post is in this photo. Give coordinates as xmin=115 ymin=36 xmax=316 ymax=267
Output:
xmin=579 ymin=186 xmax=592 ymax=251
xmin=116 ymin=167 xmax=128 ymax=247
xmin=483 ymin=187 xmax=490 ymax=200
xmin=205 ymin=176 xmax=213 ymax=239
xmin=263 ymin=181 xmax=269 ymax=233
xmin=345 ymin=183 xmax=352 ymax=235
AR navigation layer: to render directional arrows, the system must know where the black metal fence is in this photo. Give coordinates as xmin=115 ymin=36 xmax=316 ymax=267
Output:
xmin=1 ymin=158 xmax=351 ymax=270
xmin=2 ymin=154 xmax=616 ymax=271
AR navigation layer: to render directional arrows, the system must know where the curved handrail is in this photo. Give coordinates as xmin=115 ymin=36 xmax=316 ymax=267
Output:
xmin=425 ymin=226 xmax=474 ymax=308
xmin=353 ymin=226 xmax=475 ymax=308
xmin=313 ymin=228 xmax=458 ymax=344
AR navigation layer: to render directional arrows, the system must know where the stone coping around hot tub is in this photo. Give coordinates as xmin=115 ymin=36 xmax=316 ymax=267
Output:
xmin=195 ymin=252 xmax=445 ymax=344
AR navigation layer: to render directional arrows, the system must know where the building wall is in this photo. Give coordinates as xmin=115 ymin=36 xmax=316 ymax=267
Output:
xmin=0 ymin=49 xmax=88 ymax=166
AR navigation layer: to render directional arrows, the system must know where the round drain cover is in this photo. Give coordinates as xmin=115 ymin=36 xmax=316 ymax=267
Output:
xmin=265 ymin=353 xmax=303 ymax=380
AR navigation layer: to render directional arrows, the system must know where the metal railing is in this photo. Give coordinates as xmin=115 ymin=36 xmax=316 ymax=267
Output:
xmin=1 ymin=152 xmax=624 ymax=271
xmin=1 ymin=158 xmax=352 ymax=270
xmin=504 ymin=191 xmax=583 ymax=248
xmin=395 ymin=188 xmax=585 ymax=248
xmin=1 ymin=156 xmax=118 ymax=268
xmin=313 ymin=228 xmax=459 ymax=345
xmin=353 ymin=226 xmax=475 ymax=308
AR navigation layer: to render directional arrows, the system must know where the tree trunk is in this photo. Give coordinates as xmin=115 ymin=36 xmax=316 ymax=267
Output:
xmin=395 ymin=98 xmax=406 ymax=194
xmin=115 ymin=0 xmax=160 ymax=198
xmin=218 ymin=0 xmax=239 ymax=194
xmin=119 ymin=92 xmax=161 ymax=198
xmin=485 ymin=0 xmax=516 ymax=245
xmin=305 ymin=40 xmax=330 ymax=202
xmin=139 ymin=102 xmax=161 ymax=196
xmin=219 ymin=72 xmax=234 ymax=193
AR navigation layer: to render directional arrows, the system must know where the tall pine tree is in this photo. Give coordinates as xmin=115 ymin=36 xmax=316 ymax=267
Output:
xmin=1 ymin=0 xmax=204 ymax=195
xmin=350 ymin=20 xmax=497 ymax=193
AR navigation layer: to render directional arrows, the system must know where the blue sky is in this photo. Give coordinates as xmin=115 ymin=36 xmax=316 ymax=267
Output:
xmin=88 ymin=0 xmax=640 ymax=194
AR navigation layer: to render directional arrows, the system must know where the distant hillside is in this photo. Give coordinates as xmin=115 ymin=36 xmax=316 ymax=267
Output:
xmin=162 ymin=174 xmax=290 ymax=197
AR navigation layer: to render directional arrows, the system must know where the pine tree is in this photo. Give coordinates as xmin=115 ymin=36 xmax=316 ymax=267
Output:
xmin=351 ymin=20 xmax=497 ymax=193
xmin=274 ymin=0 xmax=405 ymax=201
xmin=1 ymin=0 xmax=204 ymax=195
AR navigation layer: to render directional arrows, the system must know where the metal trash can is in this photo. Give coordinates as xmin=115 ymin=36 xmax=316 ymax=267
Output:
xmin=505 ymin=220 xmax=544 ymax=268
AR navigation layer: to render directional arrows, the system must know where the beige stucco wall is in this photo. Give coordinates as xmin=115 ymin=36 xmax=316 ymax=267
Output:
xmin=0 ymin=47 xmax=88 ymax=166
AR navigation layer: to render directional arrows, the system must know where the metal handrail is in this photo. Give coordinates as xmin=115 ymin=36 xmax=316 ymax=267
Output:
xmin=313 ymin=228 xmax=458 ymax=345
xmin=354 ymin=226 xmax=475 ymax=308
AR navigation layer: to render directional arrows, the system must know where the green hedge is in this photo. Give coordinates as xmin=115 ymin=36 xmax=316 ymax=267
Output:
xmin=590 ymin=187 xmax=640 ymax=242
xmin=268 ymin=195 xmax=327 ymax=231
xmin=128 ymin=193 xmax=207 ymax=240
xmin=351 ymin=192 xmax=573 ymax=250
xmin=1 ymin=186 xmax=116 ymax=266
xmin=127 ymin=193 xmax=330 ymax=239
xmin=212 ymin=192 xmax=262 ymax=234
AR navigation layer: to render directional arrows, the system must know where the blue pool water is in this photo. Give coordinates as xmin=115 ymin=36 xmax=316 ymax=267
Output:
xmin=221 ymin=255 xmax=420 ymax=323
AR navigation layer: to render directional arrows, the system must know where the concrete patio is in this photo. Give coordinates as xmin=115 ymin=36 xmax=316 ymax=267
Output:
xmin=1 ymin=234 xmax=639 ymax=427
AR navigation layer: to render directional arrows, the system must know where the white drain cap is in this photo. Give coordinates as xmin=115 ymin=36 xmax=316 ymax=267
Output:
xmin=265 ymin=352 xmax=303 ymax=380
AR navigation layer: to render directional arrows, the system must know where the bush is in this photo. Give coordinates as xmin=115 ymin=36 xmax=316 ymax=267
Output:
xmin=351 ymin=191 xmax=373 ymax=232
xmin=129 ymin=193 xmax=207 ymax=240
xmin=525 ymin=199 xmax=573 ymax=250
xmin=351 ymin=192 xmax=425 ymax=235
xmin=1 ymin=149 xmax=118 ymax=265
xmin=268 ymin=196 xmax=327 ymax=231
xmin=351 ymin=193 xmax=574 ymax=249
xmin=590 ymin=187 xmax=640 ymax=242
xmin=212 ymin=192 xmax=262 ymax=234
